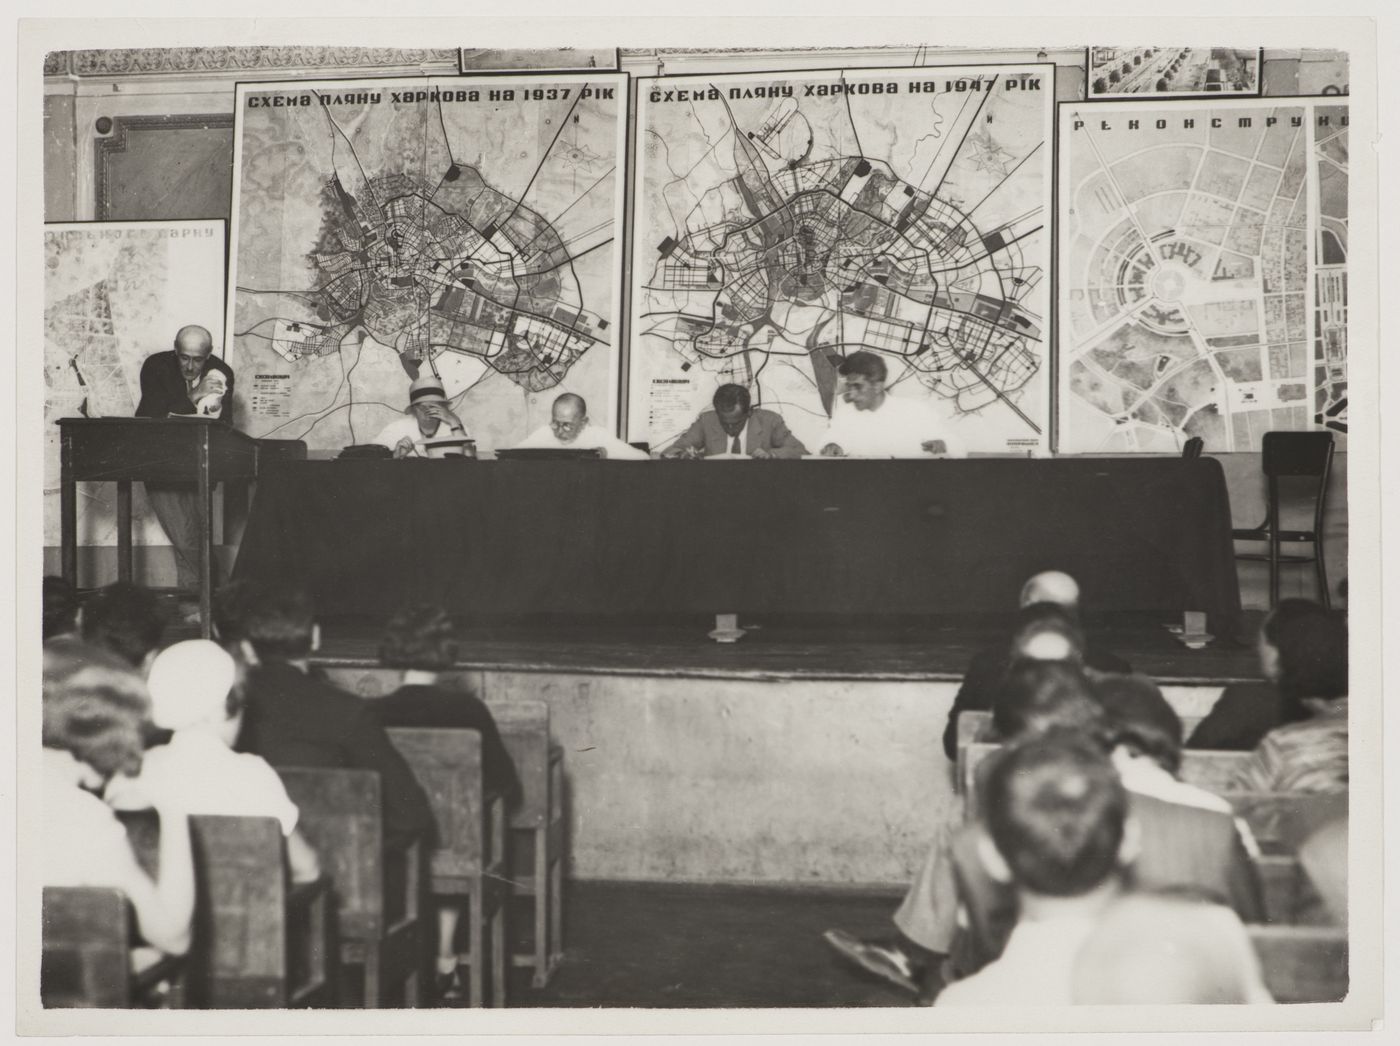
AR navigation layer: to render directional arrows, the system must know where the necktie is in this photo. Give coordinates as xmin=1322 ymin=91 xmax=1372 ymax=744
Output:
xmin=731 ymin=434 xmax=741 ymax=454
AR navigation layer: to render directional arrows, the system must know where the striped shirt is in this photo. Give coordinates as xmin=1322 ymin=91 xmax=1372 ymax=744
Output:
xmin=1230 ymin=699 xmax=1348 ymax=795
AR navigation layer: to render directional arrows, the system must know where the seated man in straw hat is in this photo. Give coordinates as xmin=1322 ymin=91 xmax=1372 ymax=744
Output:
xmin=374 ymin=374 xmax=471 ymax=459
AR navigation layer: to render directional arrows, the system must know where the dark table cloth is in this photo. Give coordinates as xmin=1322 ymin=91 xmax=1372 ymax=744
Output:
xmin=233 ymin=458 xmax=1242 ymax=636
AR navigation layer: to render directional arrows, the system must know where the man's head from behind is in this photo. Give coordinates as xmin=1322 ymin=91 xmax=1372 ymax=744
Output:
xmin=43 ymin=575 xmax=79 ymax=640
xmin=981 ymin=729 xmax=1131 ymax=898
xmin=550 ymin=393 xmax=588 ymax=443
xmin=1094 ymin=673 xmax=1184 ymax=775
xmin=379 ymin=602 xmax=458 ymax=673
xmin=1019 ymin=570 xmax=1080 ymax=610
xmin=1071 ymin=890 xmax=1272 ymax=1004
xmin=837 ymin=351 xmax=888 ymax=411
xmin=992 ymin=659 xmax=1104 ymax=743
xmin=239 ymin=582 xmax=317 ymax=664
xmin=1009 ymin=601 xmax=1086 ymax=664
xmin=173 ymin=324 xmax=214 ymax=383
xmin=712 ymin=383 xmax=752 ymax=436
xmin=1260 ymin=598 xmax=1348 ymax=704
xmin=81 ymin=581 xmax=168 ymax=671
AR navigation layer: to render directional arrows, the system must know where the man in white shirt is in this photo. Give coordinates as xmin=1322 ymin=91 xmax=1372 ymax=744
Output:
xmin=514 ymin=393 xmax=649 ymax=459
xmin=935 ymin=731 xmax=1136 ymax=1006
xmin=374 ymin=374 xmax=471 ymax=458
xmin=819 ymin=351 xmax=964 ymax=459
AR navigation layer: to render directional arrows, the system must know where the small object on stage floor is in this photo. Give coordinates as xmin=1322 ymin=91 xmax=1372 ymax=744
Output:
xmin=1178 ymin=610 xmax=1213 ymax=650
xmin=708 ymin=613 xmax=746 ymax=644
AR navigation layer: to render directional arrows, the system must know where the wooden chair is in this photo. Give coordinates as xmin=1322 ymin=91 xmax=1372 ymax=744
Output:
xmin=278 ymin=768 xmax=422 ymax=1008
xmin=1232 ymin=430 xmax=1335 ymax=608
xmin=41 ymin=887 xmax=184 ymax=1008
xmin=118 ymin=811 xmax=333 ymax=1008
xmin=387 ymin=727 xmax=509 ymax=1008
xmin=485 ymin=698 xmax=566 ymax=988
xmin=1249 ymin=924 xmax=1348 ymax=1002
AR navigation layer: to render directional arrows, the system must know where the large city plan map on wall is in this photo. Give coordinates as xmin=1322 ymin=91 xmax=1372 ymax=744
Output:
xmin=1059 ymin=99 xmax=1347 ymax=452
xmin=631 ymin=65 xmax=1054 ymax=454
xmin=228 ymin=76 xmax=626 ymax=453
xmin=44 ymin=220 xmax=226 ymax=545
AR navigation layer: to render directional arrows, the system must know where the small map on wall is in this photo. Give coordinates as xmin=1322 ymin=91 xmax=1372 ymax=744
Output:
xmin=227 ymin=75 xmax=626 ymax=454
xmin=43 ymin=220 xmax=227 ymax=545
xmin=1058 ymin=100 xmax=1346 ymax=452
xmin=1313 ymin=103 xmax=1348 ymax=444
xmin=630 ymin=65 xmax=1055 ymax=455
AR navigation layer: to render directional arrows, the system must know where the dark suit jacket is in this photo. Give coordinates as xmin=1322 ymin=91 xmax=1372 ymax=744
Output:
xmin=941 ymin=643 xmax=1134 ymax=760
xmin=373 ymin=684 xmax=522 ymax=808
xmin=135 ymin=350 xmax=235 ymax=422
xmin=948 ymin=790 xmax=1265 ymax=977
xmin=1186 ymin=680 xmax=1308 ymax=750
xmin=670 ymin=408 xmax=808 ymax=458
xmin=236 ymin=662 xmax=433 ymax=852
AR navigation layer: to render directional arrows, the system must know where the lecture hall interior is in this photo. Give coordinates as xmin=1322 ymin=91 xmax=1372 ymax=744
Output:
xmin=21 ymin=13 xmax=1384 ymax=1034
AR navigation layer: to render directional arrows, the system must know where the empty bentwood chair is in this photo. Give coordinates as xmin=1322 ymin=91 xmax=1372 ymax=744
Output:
xmin=1232 ymin=431 xmax=1335 ymax=609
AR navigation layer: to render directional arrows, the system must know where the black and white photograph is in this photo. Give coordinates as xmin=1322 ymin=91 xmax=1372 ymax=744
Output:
xmin=1088 ymin=47 xmax=1263 ymax=97
xmin=10 ymin=7 xmax=1389 ymax=1040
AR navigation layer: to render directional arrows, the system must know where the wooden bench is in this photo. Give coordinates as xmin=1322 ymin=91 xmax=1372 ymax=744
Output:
xmin=952 ymin=710 xmax=1206 ymax=796
xmin=387 ymin=727 xmax=509 ymax=1007
xmin=1250 ymin=924 xmax=1348 ymax=1002
xmin=484 ymin=698 xmax=566 ymax=989
xmin=278 ymin=768 xmax=422 ymax=1008
xmin=961 ymin=742 xmax=1255 ymax=818
xmin=118 ymin=811 xmax=332 ymax=1008
xmin=41 ymin=887 xmax=184 ymax=1008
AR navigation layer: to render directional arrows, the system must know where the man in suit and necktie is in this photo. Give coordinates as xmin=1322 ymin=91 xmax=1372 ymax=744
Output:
xmin=662 ymin=383 xmax=808 ymax=459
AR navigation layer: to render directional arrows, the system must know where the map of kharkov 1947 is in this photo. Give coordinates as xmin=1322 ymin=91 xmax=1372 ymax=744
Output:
xmin=631 ymin=66 xmax=1054 ymax=455
xmin=228 ymin=76 xmax=626 ymax=453
xmin=43 ymin=220 xmax=226 ymax=545
xmin=1059 ymin=100 xmax=1347 ymax=452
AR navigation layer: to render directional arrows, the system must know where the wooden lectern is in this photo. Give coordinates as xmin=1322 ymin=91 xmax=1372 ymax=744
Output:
xmin=58 ymin=418 xmax=305 ymax=636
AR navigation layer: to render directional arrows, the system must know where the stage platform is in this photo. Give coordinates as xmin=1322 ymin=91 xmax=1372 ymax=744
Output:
xmin=290 ymin=612 xmax=1264 ymax=685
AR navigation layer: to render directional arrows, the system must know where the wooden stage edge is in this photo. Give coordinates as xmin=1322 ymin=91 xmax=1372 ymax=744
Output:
xmin=264 ymin=614 xmax=1267 ymax=686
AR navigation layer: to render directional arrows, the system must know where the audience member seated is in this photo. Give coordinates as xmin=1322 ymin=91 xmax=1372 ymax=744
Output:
xmin=42 ymin=640 xmax=195 ymax=962
xmin=232 ymin=583 xmax=433 ymax=853
xmin=210 ymin=579 xmax=259 ymax=647
xmin=43 ymin=575 xmax=80 ymax=641
xmin=80 ymin=581 xmax=168 ymax=673
xmin=104 ymin=639 xmax=321 ymax=885
xmin=935 ymin=730 xmax=1133 ymax=1006
xmin=373 ymin=602 xmax=523 ymax=1003
xmin=941 ymin=571 xmax=1132 ymax=760
xmin=1071 ymin=890 xmax=1273 ymax=1004
xmin=1229 ymin=605 xmax=1348 ymax=795
xmin=826 ymin=660 xmax=1105 ymax=1002
xmin=1187 ymin=599 xmax=1323 ymax=750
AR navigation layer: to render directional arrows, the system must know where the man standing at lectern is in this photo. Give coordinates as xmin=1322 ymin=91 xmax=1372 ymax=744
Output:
xmin=135 ymin=325 xmax=236 ymax=613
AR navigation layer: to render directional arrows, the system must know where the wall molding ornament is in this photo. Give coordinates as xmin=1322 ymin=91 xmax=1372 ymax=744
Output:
xmin=49 ymin=46 xmax=461 ymax=79
xmin=94 ymin=113 xmax=235 ymax=220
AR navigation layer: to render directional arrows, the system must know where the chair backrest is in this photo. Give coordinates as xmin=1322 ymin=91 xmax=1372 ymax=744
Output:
xmin=116 ymin=810 xmax=293 ymax=1007
xmin=277 ymin=768 xmax=383 ymax=939
xmin=483 ymin=698 xmax=552 ymax=828
xmin=1249 ymin=924 xmax=1348 ymax=1003
xmin=385 ymin=727 xmax=490 ymax=889
xmin=1261 ymin=431 xmax=1334 ymax=478
xmin=41 ymin=887 xmax=131 ymax=1008
xmin=319 ymin=666 xmax=400 ymax=698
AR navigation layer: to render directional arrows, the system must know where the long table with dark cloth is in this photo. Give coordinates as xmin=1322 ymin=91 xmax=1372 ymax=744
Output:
xmin=232 ymin=458 xmax=1242 ymax=637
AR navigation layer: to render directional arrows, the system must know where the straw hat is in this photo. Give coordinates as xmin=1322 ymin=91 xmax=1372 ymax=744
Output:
xmin=406 ymin=373 xmax=448 ymax=411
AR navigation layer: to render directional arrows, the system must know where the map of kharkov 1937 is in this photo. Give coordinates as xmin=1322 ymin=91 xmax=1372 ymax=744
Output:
xmin=631 ymin=66 xmax=1054 ymax=455
xmin=1059 ymin=100 xmax=1348 ymax=452
xmin=228 ymin=76 xmax=626 ymax=453
xmin=44 ymin=220 xmax=226 ymax=545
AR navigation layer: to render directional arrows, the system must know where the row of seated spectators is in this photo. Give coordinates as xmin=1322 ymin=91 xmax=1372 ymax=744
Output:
xmin=42 ymin=576 xmax=518 ymax=1005
xmin=826 ymin=571 xmax=1349 ymax=1006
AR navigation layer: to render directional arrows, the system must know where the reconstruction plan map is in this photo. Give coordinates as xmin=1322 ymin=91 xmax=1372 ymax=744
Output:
xmin=632 ymin=66 xmax=1053 ymax=454
xmin=1059 ymin=99 xmax=1346 ymax=452
xmin=228 ymin=76 xmax=625 ymax=453
xmin=43 ymin=220 xmax=226 ymax=546
xmin=1313 ymin=103 xmax=1348 ymax=444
